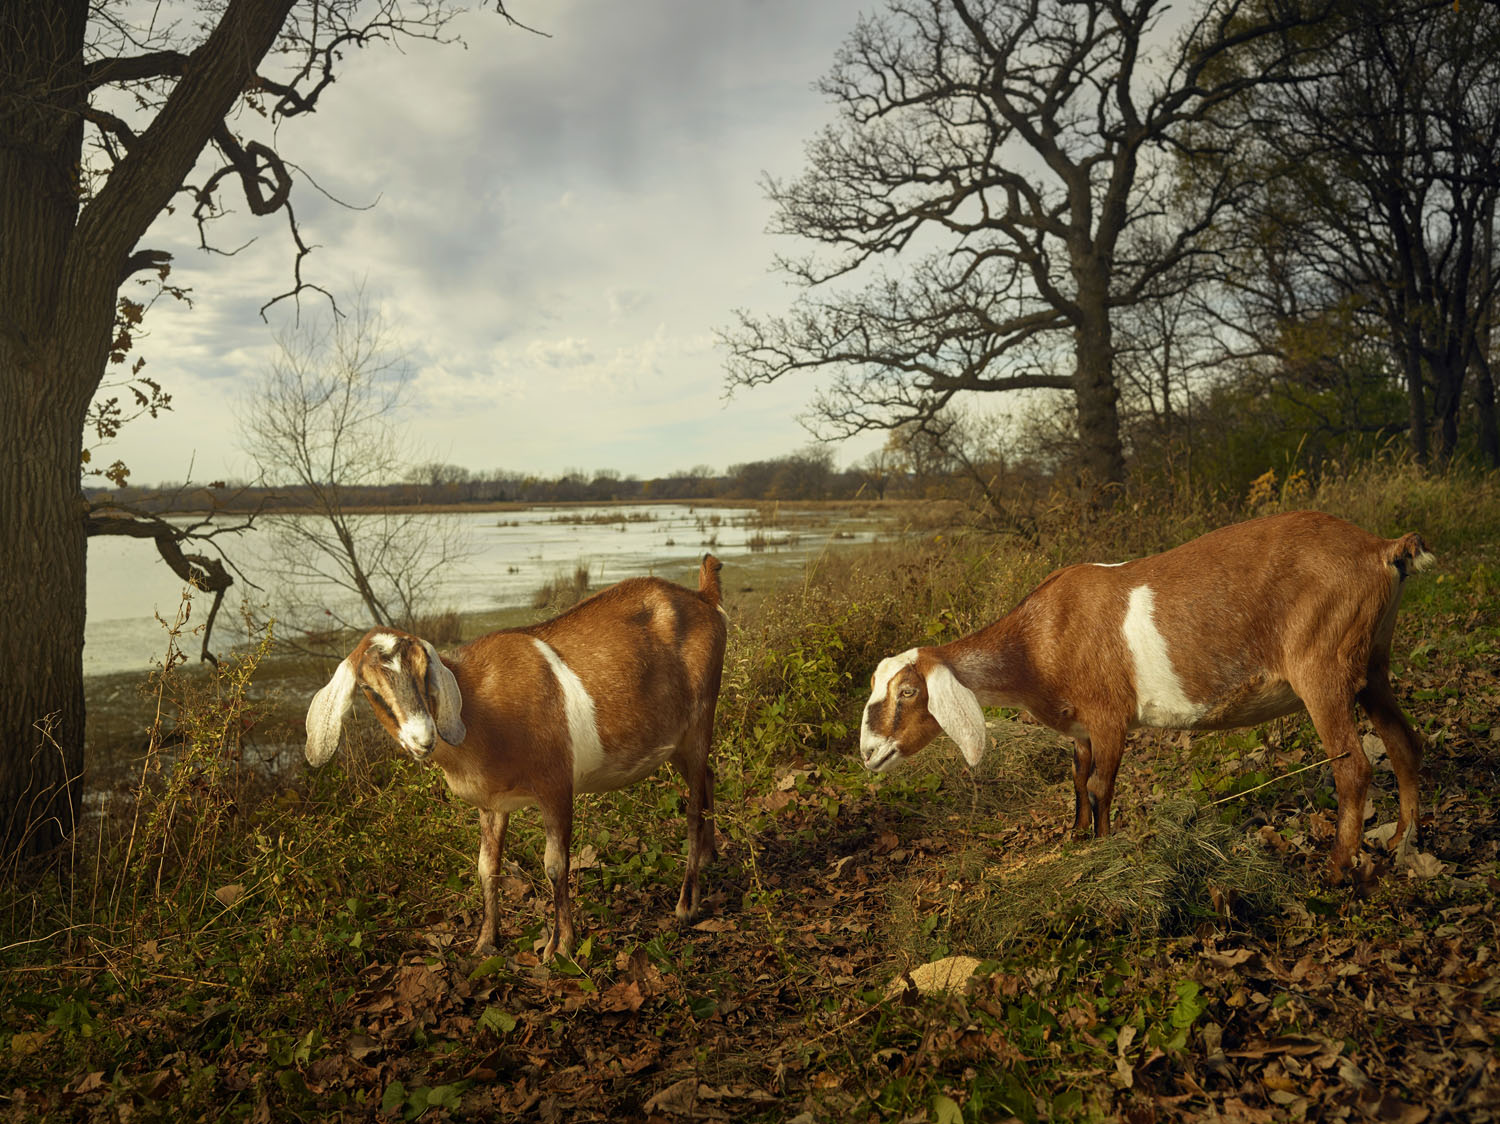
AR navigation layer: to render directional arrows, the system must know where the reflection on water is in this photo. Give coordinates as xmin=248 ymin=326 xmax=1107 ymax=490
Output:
xmin=85 ymin=504 xmax=874 ymax=676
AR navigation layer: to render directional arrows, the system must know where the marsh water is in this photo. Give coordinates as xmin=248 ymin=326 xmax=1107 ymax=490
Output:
xmin=85 ymin=503 xmax=878 ymax=676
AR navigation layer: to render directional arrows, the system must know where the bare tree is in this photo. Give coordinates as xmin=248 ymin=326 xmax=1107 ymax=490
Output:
xmin=1207 ymin=0 xmax=1500 ymax=466
xmin=239 ymin=298 xmax=471 ymax=648
xmin=0 ymin=0 xmax=520 ymax=859
xmin=723 ymin=0 xmax=1325 ymax=494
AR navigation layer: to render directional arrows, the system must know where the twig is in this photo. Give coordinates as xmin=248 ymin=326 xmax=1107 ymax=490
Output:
xmin=1434 ymin=1060 xmax=1488 ymax=1124
xmin=0 ymin=924 xmax=98 ymax=954
xmin=1209 ymin=751 xmax=1351 ymax=806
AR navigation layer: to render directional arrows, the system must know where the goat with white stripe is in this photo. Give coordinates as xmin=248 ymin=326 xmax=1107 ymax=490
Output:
xmin=860 ymin=512 xmax=1433 ymax=877
xmin=305 ymin=555 xmax=728 ymax=959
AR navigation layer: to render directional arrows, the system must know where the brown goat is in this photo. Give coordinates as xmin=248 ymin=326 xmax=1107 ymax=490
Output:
xmin=306 ymin=555 xmax=728 ymax=958
xmin=860 ymin=512 xmax=1432 ymax=876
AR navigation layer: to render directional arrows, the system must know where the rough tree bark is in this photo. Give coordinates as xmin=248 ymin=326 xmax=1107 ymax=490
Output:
xmin=0 ymin=0 xmax=297 ymax=857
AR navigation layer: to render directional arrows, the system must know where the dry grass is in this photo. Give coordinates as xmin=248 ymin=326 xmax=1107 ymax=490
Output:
xmin=530 ymin=563 xmax=592 ymax=613
xmin=875 ymin=717 xmax=1293 ymax=967
xmin=957 ymin=798 xmax=1288 ymax=948
xmin=402 ymin=608 xmax=463 ymax=646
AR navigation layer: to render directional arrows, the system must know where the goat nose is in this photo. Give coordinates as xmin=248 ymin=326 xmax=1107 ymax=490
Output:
xmin=400 ymin=715 xmax=437 ymax=756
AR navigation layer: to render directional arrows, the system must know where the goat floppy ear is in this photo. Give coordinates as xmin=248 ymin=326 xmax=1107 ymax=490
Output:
xmin=923 ymin=662 xmax=987 ymax=767
xmin=421 ymin=640 xmax=467 ymax=745
xmin=305 ymin=658 xmax=357 ymax=767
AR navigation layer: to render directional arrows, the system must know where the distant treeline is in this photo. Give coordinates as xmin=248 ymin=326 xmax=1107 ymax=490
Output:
xmin=86 ymin=448 xmax=914 ymax=513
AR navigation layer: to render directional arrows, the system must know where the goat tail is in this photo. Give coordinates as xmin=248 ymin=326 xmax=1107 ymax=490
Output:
xmin=698 ymin=553 xmax=723 ymax=607
xmin=1385 ymin=532 xmax=1435 ymax=578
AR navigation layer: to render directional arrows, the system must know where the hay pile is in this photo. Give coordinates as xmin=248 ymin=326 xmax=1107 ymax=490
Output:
xmin=957 ymin=798 xmax=1291 ymax=950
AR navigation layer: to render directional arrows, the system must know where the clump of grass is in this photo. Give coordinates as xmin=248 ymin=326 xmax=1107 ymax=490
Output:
xmin=746 ymin=530 xmax=794 ymax=552
xmin=547 ymin=510 xmax=658 ymax=525
xmin=402 ymin=607 xmax=462 ymax=645
xmin=950 ymin=798 xmax=1290 ymax=953
xmin=531 ymin=563 xmax=591 ymax=613
xmin=1308 ymin=455 xmax=1500 ymax=549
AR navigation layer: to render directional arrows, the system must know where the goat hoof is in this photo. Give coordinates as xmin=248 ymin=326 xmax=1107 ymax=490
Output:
xmin=1324 ymin=855 xmax=1354 ymax=886
xmin=539 ymin=929 xmax=575 ymax=962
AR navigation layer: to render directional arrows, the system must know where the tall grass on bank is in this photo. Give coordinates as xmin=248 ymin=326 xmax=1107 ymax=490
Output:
xmin=0 ymin=605 xmax=487 ymax=1108
xmin=531 ymin=563 xmax=592 ymax=613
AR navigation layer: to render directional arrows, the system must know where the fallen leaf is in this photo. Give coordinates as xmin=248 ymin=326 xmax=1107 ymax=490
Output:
xmin=1403 ymin=851 xmax=1445 ymax=879
xmin=644 ymin=1078 xmax=725 ymax=1117
xmin=213 ymin=883 xmax=244 ymax=907
xmin=10 ymin=1029 xmax=56 ymax=1056
xmin=348 ymin=1033 xmax=383 ymax=1061
xmin=1361 ymin=732 xmax=1389 ymax=769
xmin=599 ymin=980 xmax=645 ymax=1013
xmin=1204 ymin=947 xmax=1255 ymax=969
xmin=1360 ymin=1089 xmax=1428 ymax=1124
xmin=690 ymin=917 xmax=736 ymax=933
xmin=65 ymin=1071 xmax=106 ymax=1096
xmin=886 ymin=955 xmax=983 ymax=997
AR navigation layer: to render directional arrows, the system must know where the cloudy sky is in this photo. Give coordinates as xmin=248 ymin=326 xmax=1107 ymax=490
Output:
xmin=104 ymin=0 xmax=887 ymax=488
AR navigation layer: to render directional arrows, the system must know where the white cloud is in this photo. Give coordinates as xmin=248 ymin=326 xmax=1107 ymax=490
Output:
xmin=99 ymin=0 xmax=878 ymax=485
xmin=525 ymin=337 xmax=596 ymax=368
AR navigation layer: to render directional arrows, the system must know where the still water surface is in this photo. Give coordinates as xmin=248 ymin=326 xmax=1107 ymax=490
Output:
xmin=86 ymin=504 xmax=872 ymax=676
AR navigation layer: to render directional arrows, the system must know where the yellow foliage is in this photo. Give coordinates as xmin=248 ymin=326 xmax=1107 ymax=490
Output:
xmin=1245 ymin=469 xmax=1277 ymax=511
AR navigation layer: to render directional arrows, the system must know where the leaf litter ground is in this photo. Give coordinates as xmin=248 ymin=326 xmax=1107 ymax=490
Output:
xmin=5 ymin=531 xmax=1499 ymax=1123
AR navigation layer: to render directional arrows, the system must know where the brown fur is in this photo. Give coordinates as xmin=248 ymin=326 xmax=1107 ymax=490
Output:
xmin=862 ymin=512 xmax=1431 ymax=877
xmin=308 ymin=555 xmax=728 ymax=958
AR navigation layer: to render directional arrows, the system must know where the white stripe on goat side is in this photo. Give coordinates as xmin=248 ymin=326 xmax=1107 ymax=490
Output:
xmin=531 ymin=638 xmax=605 ymax=784
xmin=1122 ymin=585 xmax=1206 ymax=728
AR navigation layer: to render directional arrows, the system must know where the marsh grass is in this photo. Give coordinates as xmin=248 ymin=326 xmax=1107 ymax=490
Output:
xmin=401 ymin=607 xmax=463 ymax=646
xmin=530 ymin=563 xmax=592 ymax=613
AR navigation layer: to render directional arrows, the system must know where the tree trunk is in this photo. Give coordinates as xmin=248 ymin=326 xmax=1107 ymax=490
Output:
xmin=1473 ymin=356 xmax=1499 ymax=469
xmin=0 ymin=353 xmax=91 ymax=856
xmin=0 ymin=0 xmax=298 ymax=861
xmin=1430 ymin=357 xmax=1464 ymax=466
xmin=0 ymin=0 xmax=91 ymax=857
xmin=1073 ymin=282 xmax=1126 ymax=493
xmin=1400 ymin=350 xmax=1429 ymax=466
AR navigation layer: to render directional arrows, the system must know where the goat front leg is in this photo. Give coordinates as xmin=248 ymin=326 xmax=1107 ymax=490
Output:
xmin=473 ymin=810 xmax=510 ymax=956
xmin=537 ymin=795 xmax=576 ymax=960
xmin=1084 ymin=726 xmax=1126 ymax=838
xmin=1071 ymin=738 xmax=1094 ymax=837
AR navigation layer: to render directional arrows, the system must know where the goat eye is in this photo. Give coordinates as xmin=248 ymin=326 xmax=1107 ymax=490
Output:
xmin=899 ymin=685 xmax=918 ymax=699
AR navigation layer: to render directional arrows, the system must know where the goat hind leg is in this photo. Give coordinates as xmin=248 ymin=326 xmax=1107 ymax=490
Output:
xmin=1359 ymin=671 xmax=1424 ymax=848
xmin=1303 ymin=691 xmax=1372 ymax=880
xmin=538 ymin=798 xmax=576 ymax=960
xmin=671 ymin=734 xmax=714 ymax=923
